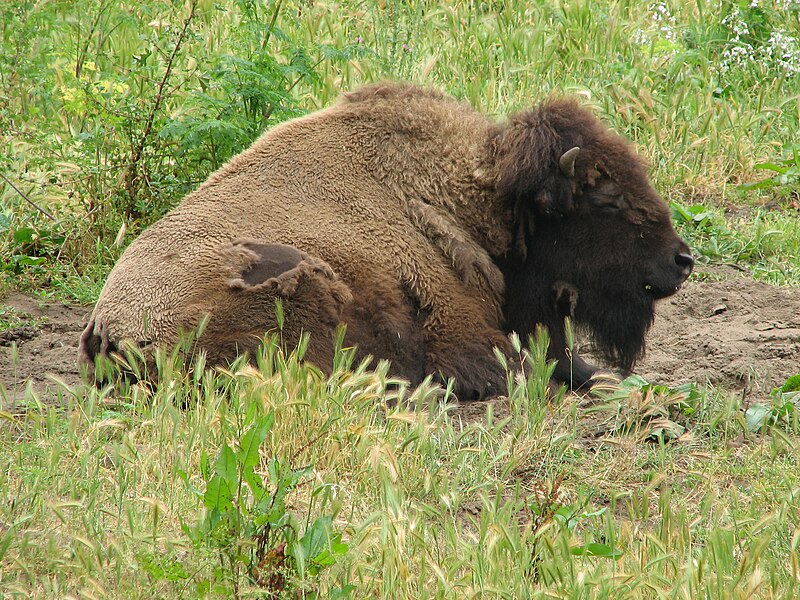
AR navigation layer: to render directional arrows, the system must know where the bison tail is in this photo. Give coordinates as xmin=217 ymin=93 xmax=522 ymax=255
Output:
xmin=78 ymin=318 xmax=116 ymax=376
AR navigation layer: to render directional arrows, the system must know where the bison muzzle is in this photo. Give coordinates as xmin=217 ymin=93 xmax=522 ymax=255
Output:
xmin=80 ymin=82 xmax=692 ymax=399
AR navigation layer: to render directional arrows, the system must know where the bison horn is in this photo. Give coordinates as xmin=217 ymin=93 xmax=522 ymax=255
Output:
xmin=559 ymin=146 xmax=580 ymax=177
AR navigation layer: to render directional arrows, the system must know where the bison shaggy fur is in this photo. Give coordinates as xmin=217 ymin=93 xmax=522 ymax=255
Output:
xmin=80 ymin=82 xmax=692 ymax=399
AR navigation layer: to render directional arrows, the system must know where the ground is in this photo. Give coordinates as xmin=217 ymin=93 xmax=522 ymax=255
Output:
xmin=638 ymin=265 xmax=800 ymax=398
xmin=1 ymin=264 xmax=798 ymax=405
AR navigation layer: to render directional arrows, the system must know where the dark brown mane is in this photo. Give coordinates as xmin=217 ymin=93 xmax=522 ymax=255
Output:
xmin=491 ymin=99 xmax=663 ymax=256
xmin=495 ymin=97 xmax=691 ymax=387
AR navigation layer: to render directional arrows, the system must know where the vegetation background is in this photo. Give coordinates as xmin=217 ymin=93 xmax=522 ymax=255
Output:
xmin=1 ymin=0 xmax=799 ymax=597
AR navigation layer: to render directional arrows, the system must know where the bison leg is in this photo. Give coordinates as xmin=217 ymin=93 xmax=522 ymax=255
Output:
xmin=211 ymin=240 xmax=353 ymax=366
xmin=549 ymin=281 xmax=602 ymax=390
xmin=339 ymin=279 xmax=428 ymax=386
xmin=404 ymin=277 xmax=511 ymax=401
xmin=405 ymin=199 xmax=505 ymax=293
xmin=428 ymin=335 xmax=511 ymax=400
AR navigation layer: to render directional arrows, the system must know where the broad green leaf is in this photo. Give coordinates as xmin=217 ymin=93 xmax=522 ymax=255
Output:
xmin=754 ymin=161 xmax=788 ymax=173
xmin=243 ymin=467 xmax=269 ymax=507
xmin=570 ymin=542 xmax=623 ymax=558
xmin=313 ymin=535 xmax=349 ymax=569
xmin=12 ymin=255 xmax=46 ymax=267
xmin=237 ymin=414 xmax=274 ymax=469
xmin=215 ymin=443 xmax=238 ymax=486
xmin=200 ymin=450 xmax=210 ymax=481
xmin=13 ymin=227 xmax=35 ymax=245
xmin=203 ymin=474 xmax=233 ymax=511
xmin=775 ymin=374 xmax=800 ymax=394
xmin=745 ymin=403 xmax=773 ymax=432
xmin=330 ymin=585 xmax=357 ymax=600
xmin=302 ymin=516 xmax=333 ymax=561
xmin=619 ymin=374 xmax=650 ymax=389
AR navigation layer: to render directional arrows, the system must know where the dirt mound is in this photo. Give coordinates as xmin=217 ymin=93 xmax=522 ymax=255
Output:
xmin=639 ymin=267 xmax=800 ymax=396
xmin=1 ymin=268 xmax=799 ymax=405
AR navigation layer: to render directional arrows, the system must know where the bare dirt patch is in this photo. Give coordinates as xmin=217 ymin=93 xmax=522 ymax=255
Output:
xmin=638 ymin=266 xmax=800 ymax=397
xmin=2 ymin=266 xmax=799 ymax=407
xmin=0 ymin=292 xmax=89 ymax=403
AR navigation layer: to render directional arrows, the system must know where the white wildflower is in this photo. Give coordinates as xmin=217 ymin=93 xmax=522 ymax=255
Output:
xmin=650 ymin=1 xmax=678 ymax=42
xmin=762 ymin=29 xmax=800 ymax=76
xmin=722 ymin=8 xmax=749 ymax=40
xmin=633 ymin=29 xmax=649 ymax=47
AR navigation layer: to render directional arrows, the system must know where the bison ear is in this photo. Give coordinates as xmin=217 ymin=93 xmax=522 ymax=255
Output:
xmin=493 ymin=117 xmax=579 ymax=221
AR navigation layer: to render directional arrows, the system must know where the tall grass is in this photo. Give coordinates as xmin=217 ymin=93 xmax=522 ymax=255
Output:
xmin=2 ymin=0 xmax=799 ymax=296
xmin=1 ymin=337 xmax=799 ymax=597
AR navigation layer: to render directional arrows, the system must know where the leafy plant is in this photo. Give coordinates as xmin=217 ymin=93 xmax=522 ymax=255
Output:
xmin=740 ymin=144 xmax=800 ymax=204
xmin=745 ymin=373 xmax=800 ymax=432
xmin=671 ymin=202 xmax=716 ymax=231
xmin=187 ymin=411 xmax=348 ymax=597
xmin=671 ymin=200 xmax=797 ymax=285
xmin=587 ymin=375 xmax=697 ymax=442
xmin=529 ymin=476 xmax=622 ymax=563
xmin=1 ymin=221 xmax=65 ymax=275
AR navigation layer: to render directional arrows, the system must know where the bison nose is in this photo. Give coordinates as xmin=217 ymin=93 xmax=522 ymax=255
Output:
xmin=675 ymin=252 xmax=694 ymax=275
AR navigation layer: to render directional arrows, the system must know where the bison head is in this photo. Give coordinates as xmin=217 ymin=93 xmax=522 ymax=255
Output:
xmin=493 ymin=99 xmax=693 ymax=388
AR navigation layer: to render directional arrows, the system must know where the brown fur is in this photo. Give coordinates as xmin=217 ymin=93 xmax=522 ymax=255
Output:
xmin=80 ymin=82 xmax=691 ymax=398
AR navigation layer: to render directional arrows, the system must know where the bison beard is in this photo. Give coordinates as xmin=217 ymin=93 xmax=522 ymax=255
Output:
xmin=576 ymin=287 xmax=654 ymax=375
xmin=502 ymin=243 xmax=658 ymax=389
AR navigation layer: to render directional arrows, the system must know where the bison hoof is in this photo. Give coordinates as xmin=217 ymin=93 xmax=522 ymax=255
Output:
xmin=429 ymin=342 xmax=508 ymax=401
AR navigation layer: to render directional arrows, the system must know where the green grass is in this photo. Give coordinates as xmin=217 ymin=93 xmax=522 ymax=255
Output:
xmin=1 ymin=339 xmax=799 ymax=597
xmin=2 ymin=0 xmax=800 ymax=596
xmin=2 ymin=0 xmax=799 ymax=296
xmin=0 ymin=307 xmax=45 ymax=333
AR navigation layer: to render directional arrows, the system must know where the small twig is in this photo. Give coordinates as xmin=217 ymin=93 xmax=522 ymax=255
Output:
xmin=76 ymin=0 xmax=113 ymax=78
xmin=261 ymin=0 xmax=283 ymax=52
xmin=124 ymin=0 xmax=198 ymax=200
xmin=0 ymin=172 xmax=57 ymax=221
xmin=55 ymin=230 xmax=72 ymax=263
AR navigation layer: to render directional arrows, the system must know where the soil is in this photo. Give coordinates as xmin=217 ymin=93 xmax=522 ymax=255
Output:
xmin=1 ymin=264 xmax=799 ymax=407
xmin=0 ymin=292 xmax=90 ymax=403
xmin=637 ymin=265 xmax=800 ymax=397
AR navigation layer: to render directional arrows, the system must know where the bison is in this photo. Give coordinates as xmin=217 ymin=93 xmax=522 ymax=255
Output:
xmin=80 ymin=82 xmax=692 ymax=399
